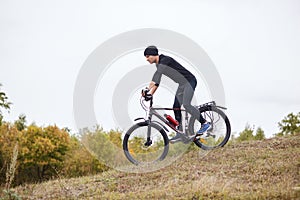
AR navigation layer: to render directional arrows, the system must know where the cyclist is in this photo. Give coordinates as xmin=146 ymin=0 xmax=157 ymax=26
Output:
xmin=142 ymin=45 xmax=211 ymax=142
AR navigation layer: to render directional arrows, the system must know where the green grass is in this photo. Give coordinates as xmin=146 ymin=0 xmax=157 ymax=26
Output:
xmin=4 ymin=134 xmax=300 ymax=199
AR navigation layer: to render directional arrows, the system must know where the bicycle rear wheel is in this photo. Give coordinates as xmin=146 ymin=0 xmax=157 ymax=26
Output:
xmin=188 ymin=106 xmax=231 ymax=150
xmin=123 ymin=122 xmax=169 ymax=165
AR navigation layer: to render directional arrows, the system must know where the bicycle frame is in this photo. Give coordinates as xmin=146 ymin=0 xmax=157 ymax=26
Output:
xmin=135 ymin=97 xmax=189 ymax=137
xmin=135 ymin=96 xmax=228 ymax=143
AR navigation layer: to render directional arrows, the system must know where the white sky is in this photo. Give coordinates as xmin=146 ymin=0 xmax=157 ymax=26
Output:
xmin=1 ymin=0 xmax=300 ymax=137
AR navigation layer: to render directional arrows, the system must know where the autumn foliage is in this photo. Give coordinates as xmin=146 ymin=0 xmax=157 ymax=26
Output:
xmin=0 ymin=121 xmax=120 ymax=186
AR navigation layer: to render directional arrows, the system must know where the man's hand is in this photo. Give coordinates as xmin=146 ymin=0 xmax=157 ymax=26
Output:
xmin=144 ymin=93 xmax=152 ymax=101
xmin=141 ymin=87 xmax=149 ymax=96
xmin=141 ymin=87 xmax=152 ymax=101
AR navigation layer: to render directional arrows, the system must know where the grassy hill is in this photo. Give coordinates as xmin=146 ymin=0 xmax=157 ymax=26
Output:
xmin=8 ymin=134 xmax=300 ymax=199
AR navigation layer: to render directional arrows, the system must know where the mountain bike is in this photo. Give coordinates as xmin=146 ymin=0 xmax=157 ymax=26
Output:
xmin=123 ymin=90 xmax=231 ymax=165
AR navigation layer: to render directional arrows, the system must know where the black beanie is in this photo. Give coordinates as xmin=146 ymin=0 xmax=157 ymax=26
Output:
xmin=144 ymin=46 xmax=158 ymax=56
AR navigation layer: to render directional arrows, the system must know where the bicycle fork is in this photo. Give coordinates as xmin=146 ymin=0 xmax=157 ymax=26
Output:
xmin=144 ymin=124 xmax=153 ymax=147
xmin=144 ymin=109 xmax=153 ymax=147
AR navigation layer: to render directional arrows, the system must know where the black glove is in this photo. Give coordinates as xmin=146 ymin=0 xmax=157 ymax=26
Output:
xmin=144 ymin=93 xmax=153 ymax=101
xmin=141 ymin=88 xmax=149 ymax=96
xmin=141 ymin=87 xmax=152 ymax=101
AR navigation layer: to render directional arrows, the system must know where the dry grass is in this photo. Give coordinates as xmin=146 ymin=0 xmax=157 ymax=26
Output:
xmin=6 ymin=134 xmax=300 ymax=199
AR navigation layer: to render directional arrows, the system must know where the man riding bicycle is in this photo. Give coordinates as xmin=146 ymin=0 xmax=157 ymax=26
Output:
xmin=142 ymin=45 xmax=211 ymax=142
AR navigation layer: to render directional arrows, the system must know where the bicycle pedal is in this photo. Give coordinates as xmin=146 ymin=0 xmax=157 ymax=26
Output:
xmin=193 ymin=133 xmax=204 ymax=141
xmin=195 ymin=133 xmax=204 ymax=137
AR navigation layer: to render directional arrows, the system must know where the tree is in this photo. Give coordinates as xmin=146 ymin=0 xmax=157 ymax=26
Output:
xmin=14 ymin=114 xmax=27 ymax=131
xmin=277 ymin=112 xmax=300 ymax=136
xmin=254 ymin=127 xmax=265 ymax=140
xmin=0 ymin=122 xmax=20 ymax=184
xmin=237 ymin=124 xmax=254 ymax=142
xmin=80 ymin=126 xmax=116 ymax=166
xmin=18 ymin=125 xmax=71 ymax=182
xmin=0 ymin=84 xmax=12 ymax=125
xmin=108 ymin=129 xmax=122 ymax=148
xmin=61 ymin=136 xmax=108 ymax=177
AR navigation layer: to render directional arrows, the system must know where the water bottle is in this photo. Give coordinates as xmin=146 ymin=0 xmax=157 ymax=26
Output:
xmin=164 ymin=114 xmax=179 ymax=127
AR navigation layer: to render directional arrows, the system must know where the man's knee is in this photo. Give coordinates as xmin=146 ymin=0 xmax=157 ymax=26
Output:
xmin=183 ymin=104 xmax=193 ymax=110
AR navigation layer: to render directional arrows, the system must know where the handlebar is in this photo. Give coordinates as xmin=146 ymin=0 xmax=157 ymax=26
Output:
xmin=141 ymin=88 xmax=153 ymax=108
xmin=140 ymin=95 xmax=153 ymax=111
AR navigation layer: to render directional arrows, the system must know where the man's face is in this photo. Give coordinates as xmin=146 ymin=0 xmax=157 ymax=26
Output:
xmin=145 ymin=55 xmax=157 ymax=64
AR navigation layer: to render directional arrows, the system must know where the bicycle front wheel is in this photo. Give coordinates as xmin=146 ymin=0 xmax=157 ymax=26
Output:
xmin=123 ymin=122 xmax=169 ymax=165
xmin=188 ymin=106 xmax=231 ymax=150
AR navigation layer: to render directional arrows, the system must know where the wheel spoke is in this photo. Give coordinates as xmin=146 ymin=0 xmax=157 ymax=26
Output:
xmin=189 ymin=107 xmax=231 ymax=150
xmin=123 ymin=123 xmax=169 ymax=165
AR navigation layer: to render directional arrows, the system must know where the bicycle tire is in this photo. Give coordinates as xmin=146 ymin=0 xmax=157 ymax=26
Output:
xmin=123 ymin=122 xmax=169 ymax=165
xmin=188 ymin=106 xmax=231 ymax=150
